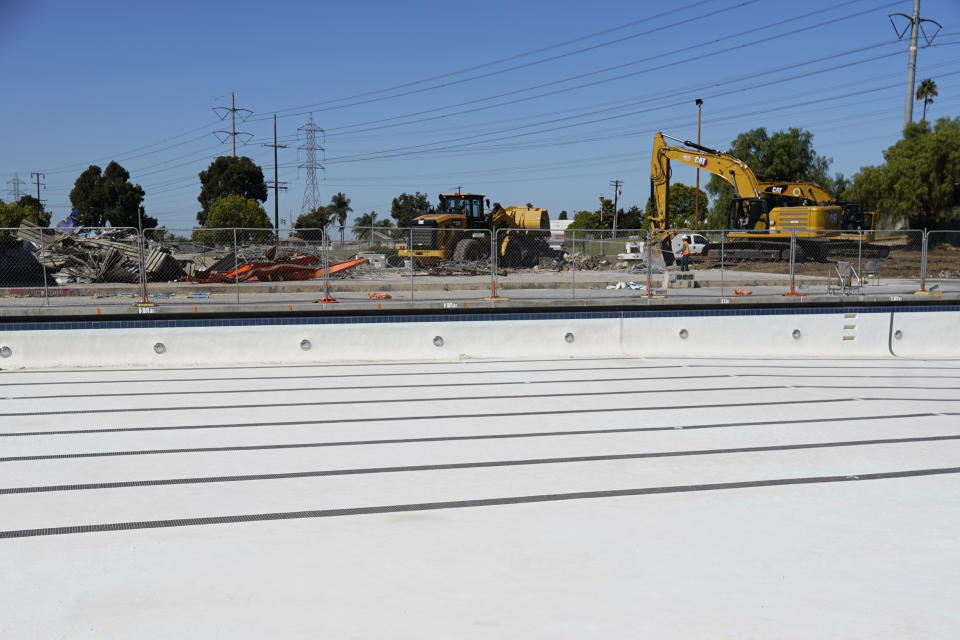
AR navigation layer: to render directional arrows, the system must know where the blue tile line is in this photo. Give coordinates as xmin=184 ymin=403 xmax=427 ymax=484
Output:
xmin=0 ymin=305 xmax=956 ymax=332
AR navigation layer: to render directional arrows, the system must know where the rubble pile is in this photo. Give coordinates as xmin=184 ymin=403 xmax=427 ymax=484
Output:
xmin=15 ymin=221 xmax=184 ymax=284
xmin=571 ymin=253 xmax=613 ymax=270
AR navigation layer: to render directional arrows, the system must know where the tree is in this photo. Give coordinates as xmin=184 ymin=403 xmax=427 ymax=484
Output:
xmin=352 ymin=210 xmax=394 ymax=240
xmin=567 ymin=209 xmax=604 ymax=230
xmin=391 ymin=192 xmax=431 ymax=228
xmin=197 ymin=156 xmax=267 ymax=226
xmin=193 ymin=195 xmax=272 ymax=244
xmin=644 ymin=183 xmax=708 ymax=229
xmin=204 ymin=195 xmax=271 ymax=228
xmin=0 ymin=200 xmax=48 ymax=229
xmin=16 ymin=195 xmax=50 ymax=225
xmin=617 ymin=205 xmax=644 ymax=230
xmin=330 ymin=192 xmax=352 ymax=243
xmin=916 ymin=78 xmax=938 ymax=122
xmin=69 ymin=162 xmax=155 ymax=228
xmin=558 ymin=210 xmax=568 ymax=220
xmin=846 ymin=117 xmax=960 ymax=229
xmin=294 ymin=206 xmax=336 ymax=242
xmin=706 ymin=128 xmax=832 ymax=224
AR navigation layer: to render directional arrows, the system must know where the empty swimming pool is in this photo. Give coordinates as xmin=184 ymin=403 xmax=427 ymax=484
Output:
xmin=2 ymin=353 xmax=959 ymax=637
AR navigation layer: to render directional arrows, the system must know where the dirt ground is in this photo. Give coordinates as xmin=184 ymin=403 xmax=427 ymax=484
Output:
xmin=677 ymin=245 xmax=960 ymax=279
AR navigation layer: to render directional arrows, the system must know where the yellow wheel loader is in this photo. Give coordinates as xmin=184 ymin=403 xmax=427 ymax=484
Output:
xmin=398 ymin=192 xmax=556 ymax=268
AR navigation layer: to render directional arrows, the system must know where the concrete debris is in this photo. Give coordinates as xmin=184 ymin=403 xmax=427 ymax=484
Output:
xmin=14 ymin=221 xmax=185 ymax=284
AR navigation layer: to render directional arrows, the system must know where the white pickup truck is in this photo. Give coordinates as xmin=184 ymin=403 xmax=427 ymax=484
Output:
xmin=617 ymin=232 xmax=709 ymax=261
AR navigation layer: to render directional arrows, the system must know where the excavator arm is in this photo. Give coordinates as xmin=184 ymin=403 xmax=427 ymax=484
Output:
xmin=649 ymin=131 xmax=762 ymax=230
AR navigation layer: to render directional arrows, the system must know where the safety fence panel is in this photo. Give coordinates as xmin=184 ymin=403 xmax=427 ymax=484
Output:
xmin=926 ymin=231 xmax=960 ymax=295
xmin=492 ymin=227 xmax=571 ymax=301
xmin=400 ymin=226 xmax=494 ymax=303
xmin=144 ymin=227 xmax=330 ymax=306
xmin=0 ymin=225 xmax=143 ymax=308
xmin=788 ymin=229 xmax=925 ymax=297
xmin=327 ymin=226 xmax=414 ymax=304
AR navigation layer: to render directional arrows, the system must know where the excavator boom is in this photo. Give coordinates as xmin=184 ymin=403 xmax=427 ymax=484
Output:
xmin=650 ymin=131 xmax=762 ymax=230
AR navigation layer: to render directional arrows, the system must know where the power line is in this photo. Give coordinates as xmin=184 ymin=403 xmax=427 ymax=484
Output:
xmin=889 ymin=0 xmax=943 ymax=126
xmin=248 ymin=0 xmax=742 ymax=121
xmin=213 ymin=91 xmax=253 ymax=156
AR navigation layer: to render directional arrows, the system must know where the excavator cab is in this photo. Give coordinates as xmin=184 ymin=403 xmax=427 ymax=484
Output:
xmin=437 ymin=193 xmax=489 ymax=229
xmin=729 ymin=198 xmax=769 ymax=231
xmin=839 ymin=202 xmax=867 ymax=231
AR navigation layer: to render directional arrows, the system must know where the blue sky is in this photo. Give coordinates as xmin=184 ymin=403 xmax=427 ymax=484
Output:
xmin=2 ymin=0 xmax=958 ymax=230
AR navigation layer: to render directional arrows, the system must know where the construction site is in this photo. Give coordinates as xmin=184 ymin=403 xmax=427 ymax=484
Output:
xmin=3 ymin=0 xmax=959 ymax=638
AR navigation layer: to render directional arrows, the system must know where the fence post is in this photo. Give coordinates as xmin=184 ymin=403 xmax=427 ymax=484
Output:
xmin=138 ymin=228 xmax=149 ymax=305
xmin=720 ymin=230 xmax=725 ymax=297
xmin=917 ymin=229 xmax=929 ymax=294
xmin=644 ymin=231 xmax=653 ymax=297
xmin=38 ymin=227 xmax=50 ymax=306
xmin=571 ymin=229 xmax=577 ymax=298
xmin=233 ymin=228 xmax=240 ymax=305
xmin=316 ymin=228 xmax=336 ymax=303
xmin=489 ymin=229 xmax=496 ymax=299
xmin=857 ymin=230 xmax=863 ymax=285
xmin=784 ymin=229 xmax=802 ymax=297
xmin=409 ymin=228 xmax=415 ymax=301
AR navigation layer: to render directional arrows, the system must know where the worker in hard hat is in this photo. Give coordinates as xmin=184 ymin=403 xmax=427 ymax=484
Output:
xmin=680 ymin=236 xmax=691 ymax=272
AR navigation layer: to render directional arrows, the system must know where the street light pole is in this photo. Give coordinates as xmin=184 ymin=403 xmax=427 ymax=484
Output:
xmin=694 ymin=98 xmax=703 ymax=230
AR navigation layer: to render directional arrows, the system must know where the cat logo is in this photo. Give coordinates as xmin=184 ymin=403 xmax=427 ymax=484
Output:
xmin=694 ymin=156 xmax=708 ymax=167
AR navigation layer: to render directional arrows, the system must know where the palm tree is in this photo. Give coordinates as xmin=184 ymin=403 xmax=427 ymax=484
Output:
xmin=353 ymin=211 xmax=376 ymax=240
xmin=916 ymin=78 xmax=938 ymax=122
xmin=329 ymin=192 xmax=352 ymax=244
xmin=352 ymin=210 xmax=394 ymax=241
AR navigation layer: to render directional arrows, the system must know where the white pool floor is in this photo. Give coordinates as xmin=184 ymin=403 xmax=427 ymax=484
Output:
xmin=2 ymin=356 xmax=959 ymax=638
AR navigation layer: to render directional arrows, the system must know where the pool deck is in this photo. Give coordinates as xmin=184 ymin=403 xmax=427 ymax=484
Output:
xmin=2 ymin=356 xmax=958 ymax=637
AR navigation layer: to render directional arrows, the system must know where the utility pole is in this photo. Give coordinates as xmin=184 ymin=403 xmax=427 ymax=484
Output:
xmin=609 ymin=179 xmax=622 ymax=238
xmin=694 ymin=98 xmax=703 ymax=230
xmin=263 ymin=114 xmax=288 ymax=237
xmin=889 ymin=2 xmax=942 ymax=127
xmin=213 ymin=91 xmax=253 ymax=156
xmin=6 ymin=173 xmax=26 ymax=201
xmin=298 ymin=113 xmax=325 ymax=215
xmin=30 ymin=172 xmax=45 ymax=213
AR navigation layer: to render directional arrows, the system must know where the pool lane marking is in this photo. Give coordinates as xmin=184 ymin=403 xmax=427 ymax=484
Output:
xmin=3 ymin=466 xmax=958 ymax=539
xmin=0 ymin=412 xmax=940 ymax=461
xmin=3 ymin=433 xmax=959 ymax=495
xmin=0 ymin=397 xmax=860 ymax=437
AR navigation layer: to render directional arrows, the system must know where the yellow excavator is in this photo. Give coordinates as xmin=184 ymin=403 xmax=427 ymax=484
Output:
xmin=650 ymin=132 xmax=888 ymax=262
xmin=398 ymin=192 xmax=555 ymax=267
xmin=757 ymin=180 xmax=875 ymax=238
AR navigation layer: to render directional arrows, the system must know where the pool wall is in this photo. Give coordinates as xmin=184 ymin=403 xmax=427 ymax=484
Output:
xmin=0 ymin=306 xmax=956 ymax=368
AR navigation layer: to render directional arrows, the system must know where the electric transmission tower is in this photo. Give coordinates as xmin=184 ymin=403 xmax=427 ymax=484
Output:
xmin=889 ymin=1 xmax=942 ymax=127
xmin=298 ymin=113 xmax=325 ymax=214
xmin=212 ymin=91 xmax=253 ymax=156
xmin=6 ymin=173 xmax=26 ymax=201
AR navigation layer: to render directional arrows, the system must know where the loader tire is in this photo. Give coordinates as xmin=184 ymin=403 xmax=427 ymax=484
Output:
xmin=452 ymin=239 xmax=485 ymax=262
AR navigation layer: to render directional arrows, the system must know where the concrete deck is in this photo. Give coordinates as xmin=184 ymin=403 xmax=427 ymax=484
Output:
xmin=2 ymin=356 xmax=958 ymax=637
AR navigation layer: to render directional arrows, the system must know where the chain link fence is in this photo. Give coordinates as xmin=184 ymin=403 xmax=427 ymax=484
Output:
xmin=0 ymin=225 xmax=144 ymax=308
xmin=925 ymin=231 xmax=960 ymax=295
xmin=0 ymin=223 xmax=952 ymax=311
